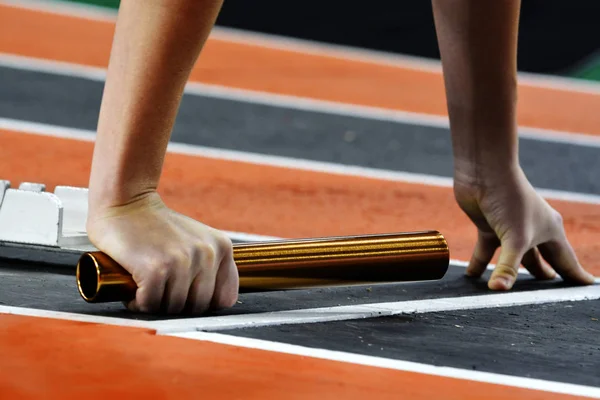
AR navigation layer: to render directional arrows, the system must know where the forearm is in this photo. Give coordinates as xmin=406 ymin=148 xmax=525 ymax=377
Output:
xmin=431 ymin=0 xmax=521 ymax=184
xmin=88 ymin=0 xmax=223 ymax=212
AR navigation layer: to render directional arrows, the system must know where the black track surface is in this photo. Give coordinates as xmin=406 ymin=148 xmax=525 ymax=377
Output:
xmin=1 ymin=66 xmax=599 ymax=195
xmin=227 ymin=301 xmax=600 ymax=387
xmin=0 ymin=260 xmax=581 ymax=320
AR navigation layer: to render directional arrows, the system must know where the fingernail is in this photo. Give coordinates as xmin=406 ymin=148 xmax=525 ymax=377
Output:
xmin=490 ymin=276 xmax=513 ymax=290
xmin=465 ymin=264 xmax=482 ymax=278
xmin=465 ymin=269 xmax=478 ymax=278
xmin=500 ymin=276 xmax=513 ymax=289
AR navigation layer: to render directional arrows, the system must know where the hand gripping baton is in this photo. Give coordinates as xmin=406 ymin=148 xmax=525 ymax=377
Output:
xmin=76 ymin=231 xmax=449 ymax=303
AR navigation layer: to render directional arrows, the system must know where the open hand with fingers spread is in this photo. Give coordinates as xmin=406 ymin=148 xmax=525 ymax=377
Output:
xmin=453 ymin=167 xmax=596 ymax=290
xmin=431 ymin=1 xmax=596 ymax=290
xmin=86 ymin=192 xmax=239 ymax=314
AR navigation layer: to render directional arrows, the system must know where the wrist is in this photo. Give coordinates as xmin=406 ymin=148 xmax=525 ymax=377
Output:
xmin=87 ymin=136 xmax=162 ymax=214
xmin=88 ymin=174 xmax=158 ymax=216
xmin=453 ymin=158 xmax=522 ymax=191
xmin=449 ymin=112 xmax=520 ymax=189
xmin=86 ymin=186 xmax=163 ymax=227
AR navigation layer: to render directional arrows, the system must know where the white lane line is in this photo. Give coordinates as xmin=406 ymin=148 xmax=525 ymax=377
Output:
xmin=0 ymin=304 xmax=155 ymax=329
xmin=3 ymin=0 xmax=600 ymax=97
xmin=2 ymin=117 xmax=600 ymax=205
xmin=0 ymin=52 xmax=108 ymax=80
xmin=167 ymin=331 xmax=600 ymax=399
xmin=148 ymin=285 xmax=600 ymax=334
xmin=2 ymin=52 xmax=600 ymax=148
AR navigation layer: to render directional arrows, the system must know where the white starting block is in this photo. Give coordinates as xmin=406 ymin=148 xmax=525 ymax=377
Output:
xmin=0 ymin=180 xmax=97 ymax=267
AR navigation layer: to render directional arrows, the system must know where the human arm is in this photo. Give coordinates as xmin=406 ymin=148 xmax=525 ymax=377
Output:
xmin=86 ymin=0 xmax=238 ymax=314
xmin=431 ymin=0 xmax=595 ymax=289
xmin=89 ymin=0 xmax=223 ymax=208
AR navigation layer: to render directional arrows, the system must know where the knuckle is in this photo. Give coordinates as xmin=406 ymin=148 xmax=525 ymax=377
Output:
xmin=197 ymin=243 xmax=217 ymax=267
xmin=215 ymin=233 xmax=233 ymax=254
xmin=552 ymin=210 xmax=564 ymax=227
xmin=147 ymin=249 xmax=190 ymax=278
xmin=147 ymin=261 xmax=170 ymax=281
xmin=506 ymin=236 xmax=529 ymax=252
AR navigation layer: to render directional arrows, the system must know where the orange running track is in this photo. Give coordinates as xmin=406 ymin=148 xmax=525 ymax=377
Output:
xmin=1 ymin=129 xmax=599 ymax=275
xmin=1 ymin=314 xmax=590 ymax=400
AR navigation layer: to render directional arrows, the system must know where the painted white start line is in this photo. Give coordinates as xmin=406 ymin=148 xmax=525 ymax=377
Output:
xmin=148 ymin=284 xmax=600 ymax=333
xmin=1 ymin=284 xmax=598 ymax=335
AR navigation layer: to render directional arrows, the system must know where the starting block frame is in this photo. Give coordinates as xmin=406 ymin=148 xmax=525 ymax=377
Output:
xmin=0 ymin=179 xmax=269 ymax=267
xmin=0 ymin=180 xmax=96 ymax=267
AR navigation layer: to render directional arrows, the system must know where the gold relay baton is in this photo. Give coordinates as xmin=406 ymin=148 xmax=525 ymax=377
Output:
xmin=76 ymin=230 xmax=450 ymax=303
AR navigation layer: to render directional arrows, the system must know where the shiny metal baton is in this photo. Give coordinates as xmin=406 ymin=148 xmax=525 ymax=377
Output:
xmin=76 ymin=230 xmax=449 ymax=303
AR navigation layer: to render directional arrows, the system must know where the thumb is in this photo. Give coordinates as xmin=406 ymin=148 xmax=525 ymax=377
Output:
xmin=489 ymin=239 xmax=525 ymax=291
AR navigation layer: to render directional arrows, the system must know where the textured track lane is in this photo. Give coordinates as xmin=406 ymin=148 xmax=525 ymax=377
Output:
xmin=226 ymin=300 xmax=600 ymax=387
xmin=2 ymin=2 xmax=600 ymax=136
xmin=0 ymin=260 xmax=579 ymax=320
xmin=1 ymin=66 xmax=600 ymax=194
xmin=2 ymin=129 xmax=600 ymax=275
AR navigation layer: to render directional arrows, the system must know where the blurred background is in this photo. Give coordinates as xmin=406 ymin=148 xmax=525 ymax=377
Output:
xmin=63 ymin=0 xmax=600 ymax=82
